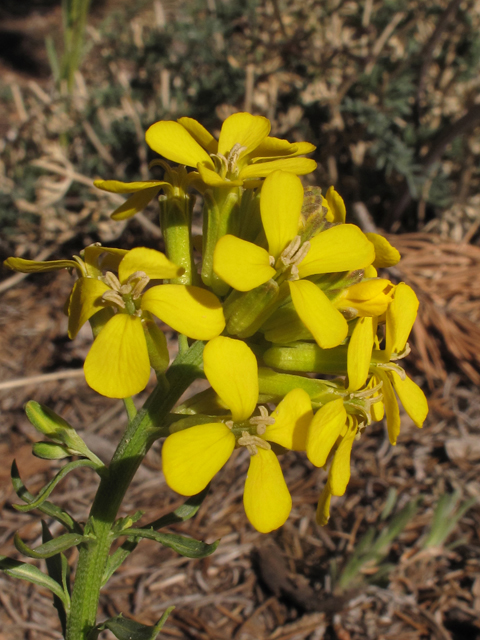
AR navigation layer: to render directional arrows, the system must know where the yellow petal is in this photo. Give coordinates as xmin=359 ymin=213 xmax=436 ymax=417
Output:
xmin=390 ymin=371 xmax=428 ymax=428
xmin=289 ymin=280 xmax=348 ymax=349
xmin=4 ymin=257 xmax=77 ymax=273
xmin=145 ymin=120 xmax=213 ymax=168
xmin=218 ymin=112 xmax=270 ymax=157
xmin=203 ymin=336 xmax=258 ymax=422
xmin=162 ymin=423 xmax=235 ymax=495
xmin=374 ymin=368 xmax=400 ymax=445
xmin=365 ymin=233 xmax=401 ymax=268
xmin=141 ymin=285 xmax=225 ymax=340
xmin=306 ymin=398 xmax=347 ymax=467
xmin=213 ymin=235 xmax=274 ymax=291
xmin=260 ymin=171 xmax=304 ymax=258
xmin=347 ymin=316 xmax=374 ymax=391
xmin=109 ymin=187 xmax=162 ymax=221
xmin=197 ymin=163 xmax=242 ymax=187
xmin=118 ymin=247 xmax=180 ymax=282
xmin=369 ymin=375 xmax=385 ymax=422
xmin=248 ymin=137 xmax=316 ymax=159
xmin=177 ymin=117 xmax=218 ymax=154
xmin=316 ymin=484 xmax=332 ymax=526
xmin=243 ymin=448 xmax=291 ymax=533
xmin=326 ymin=186 xmax=346 ymax=223
xmin=329 ymin=417 xmax=357 ymax=496
xmin=385 ymin=283 xmax=419 ymax=357
xmin=298 ymin=225 xmax=375 ymax=278
xmin=68 ymin=277 xmax=111 ymax=339
xmin=364 ymin=265 xmax=378 ymax=278
xmin=339 ymin=279 xmax=395 ymax=317
xmin=82 ymin=246 xmax=128 ymax=275
xmin=84 ymin=314 xmax=150 ymax=398
xmin=93 ymin=179 xmax=168 ymax=194
xmin=265 ymin=388 xmax=313 ymax=451
xmin=240 ymin=157 xmax=317 ymax=179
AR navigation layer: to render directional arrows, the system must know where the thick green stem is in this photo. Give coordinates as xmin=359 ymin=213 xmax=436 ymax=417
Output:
xmin=66 ymin=341 xmax=205 ymax=640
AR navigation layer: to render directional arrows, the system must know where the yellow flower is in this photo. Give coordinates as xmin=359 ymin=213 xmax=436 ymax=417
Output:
xmin=145 ymin=113 xmax=317 ymax=187
xmin=370 ymin=283 xmax=428 ymax=444
xmin=162 ymin=336 xmax=313 ymax=533
xmin=68 ymin=247 xmax=225 ymax=398
xmin=4 ymin=244 xmax=128 ymax=279
xmin=94 ymin=164 xmax=200 ymax=220
xmin=305 ymin=398 xmax=359 ymax=525
xmin=213 ymin=171 xmax=375 ymax=348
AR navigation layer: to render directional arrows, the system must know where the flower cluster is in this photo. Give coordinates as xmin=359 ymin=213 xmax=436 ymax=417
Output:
xmin=5 ymin=112 xmax=428 ymax=533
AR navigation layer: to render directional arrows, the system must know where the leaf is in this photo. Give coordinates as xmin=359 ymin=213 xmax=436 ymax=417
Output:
xmin=91 ymin=608 xmax=174 ymax=640
xmin=144 ymin=486 xmax=210 ymax=529
xmin=14 ymin=532 xmax=84 ymax=559
xmin=422 ymin=492 xmax=477 ymax=549
xmin=117 ymin=528 xmax=219 ymax=559
xmin=13 ymin=459 xmax=103 ymax=513
xmin=102 ymin=489 xmax=210 ymax=585
xmin=41 ymin=522 xmax=70 ymax=634
xmin=11 ymin=461 xmax=82 ymax=533
xmin=0 ymin=556 xmax=69 ymax=606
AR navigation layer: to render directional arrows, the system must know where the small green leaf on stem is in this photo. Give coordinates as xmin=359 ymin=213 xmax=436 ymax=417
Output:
xmin=90 ymin=607 xmax=174 ymax=640
xmin=0 ymin=556 xmax=69 ymax=606
xmin=117 ymin=528 xmax=219 ymax=558
xmin=14 ymin=532 xmax=85 ymax=559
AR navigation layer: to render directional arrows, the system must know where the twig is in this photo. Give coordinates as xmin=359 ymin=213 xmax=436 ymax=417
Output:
xmin=0 ymin=369 xmax=85 ymax=392
xmin=388 ymin=104 xmax=480 ymax=227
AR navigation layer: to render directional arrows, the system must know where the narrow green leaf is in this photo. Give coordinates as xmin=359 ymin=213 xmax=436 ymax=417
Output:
xmin=423 ymin=492 xmax=477 ymax=549
xmin=118 ymin=528 xmax=219 ymax=559
xmin=102 ymin=490 xmax=210 ymax=586
xmin=42 ymin=522 xmax=70 ymax=634
xmin=13 ymin=459 xmax=102 ymax=513
xmin=144 ymin=486 xmax=210 ymax=530
xmin=92 ymin=608 xmax=175 ymax=640
xmin=14 ymin=532 xmax=84 ymax=559
xmin=0 ymin=556 xmax=68 ymax=606
xmin=11 ymin=460 xmax=82 ymax=533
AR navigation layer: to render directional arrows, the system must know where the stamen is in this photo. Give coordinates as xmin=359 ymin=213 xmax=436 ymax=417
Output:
xmin=119 ymin=283 xmax=133 ymax=295
xmin=377 ymin=362 xmax=406 ymax=379
xmin=350 ymin=380 xmax=383 ymax=399
xmin=291 ymin=241 xmax=310 ymax=267
xmin=280 ymin=236 xmax=302 ymax=265
xmin=104 ymin=271 xmax=122 ymax=292
xmin=237 ymin=431 xmax=271 ymax=456
xmin=127 ymin=272 xmax=150 ymax=299
xmin=226 ymin=143 xmax=247 ymax=172
xmin=225 ymin=420 xmax=234 ymax=430
xmin=390 ymin=343 xmax=412 ymax=361
xmin=102 ymin=290 xmax=125 ymax=308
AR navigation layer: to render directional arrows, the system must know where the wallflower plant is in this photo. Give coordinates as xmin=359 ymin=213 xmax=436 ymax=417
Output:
xmin=2 ymin=112 xmax=427 ymax=640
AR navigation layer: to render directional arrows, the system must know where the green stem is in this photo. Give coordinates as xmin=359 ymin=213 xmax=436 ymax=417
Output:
xmin=66 ymin=341 xmax=205 ymax=640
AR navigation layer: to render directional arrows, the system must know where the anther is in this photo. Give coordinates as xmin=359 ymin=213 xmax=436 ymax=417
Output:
xmin=104 ymin=271 xmax=122 ymax=292
xmin=280 ymin=236 xmax=302 ymax=265
xmin=102 ymin=290 xmax=126 ymax=308
xmin=237 ymin=431 xmax=271 ymax=456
